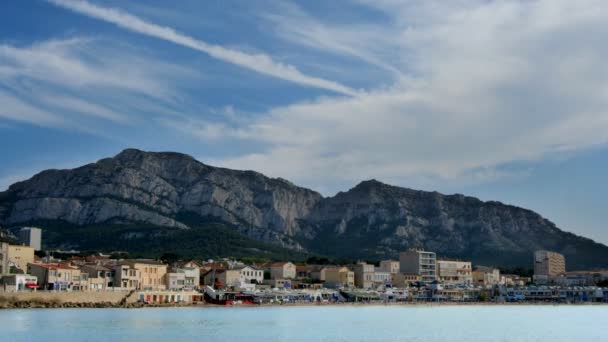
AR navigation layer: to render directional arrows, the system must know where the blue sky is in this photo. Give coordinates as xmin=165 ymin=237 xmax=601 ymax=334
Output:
xmin=1 ymin=0 xmax=607 ymax=244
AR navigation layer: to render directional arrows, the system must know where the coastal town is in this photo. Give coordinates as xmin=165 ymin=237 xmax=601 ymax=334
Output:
xmin=1 ymin=227 xmax=607 ymax=307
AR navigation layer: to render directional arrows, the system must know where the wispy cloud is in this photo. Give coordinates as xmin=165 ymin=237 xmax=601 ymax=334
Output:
xmin=47 ymin=0 xmax=358 ymax=96
xmin=195 ymin=0 xmax=608 ymax=193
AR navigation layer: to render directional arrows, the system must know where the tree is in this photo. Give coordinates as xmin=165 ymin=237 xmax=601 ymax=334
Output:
xmin=160 ymin=252 xmax=181 ymax=265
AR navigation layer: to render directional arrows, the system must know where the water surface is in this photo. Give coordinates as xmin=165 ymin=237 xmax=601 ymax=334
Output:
xmin=1 ymin=305 xmax=606 ymax=341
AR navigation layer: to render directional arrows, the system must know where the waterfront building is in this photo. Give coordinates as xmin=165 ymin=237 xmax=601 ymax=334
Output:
xmin=7 ymin=245 xmax=35 ymax=273
xmin=80 ymin=264 xmax=115 ymax=290
xmin=372 ymin=270 xmax=392 ymax=286
xmin=18 ymin=227 xmax=42 ymax=251
xmin=323 ymin=266 xmax=355 ymax=288
xmin=167 ymin=272 xmax=187 ymax=290
xmin=113 ymin=263 xmax=141 ymax=289
xmin=237 ymin=265 xmax=264 ymax=285
xmin=0 ymin=242 xmax=8 ymax=275
xmin=124 ymin=260 xmax=168 ymax=290
xmin=391 ymin=273 xmax=422 ymax=287
xmin=472 ymin=266 xmax=501 ymax=287
xmin=378 ymin=260 xmax=400 ymax=274
xmin=436 ymin=260 xmax=472 ymax=285
xmin=171 ymin=261 xmax=202 ymax=290
xmin=534 ymin=250 xmax=566 ymax=284
xmin=27 ymin=263 xmax=88 ymax=291
xmin=353 ymin=262 xmax=375 ymax=289
xmin=270 ymin=262 xmax=296 ymax=279
xmin=0 ymin=274 xmax=38 ymax=292
xmin=266 ymin=278 xmax=292 ymax=289
xmin=399 ymin=249 xmax=437 ymax=282
xmin=296 ymin=265 xmax=313 ymax=279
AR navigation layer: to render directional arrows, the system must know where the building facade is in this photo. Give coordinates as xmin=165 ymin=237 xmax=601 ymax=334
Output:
xmin=19 ymin=227 xmax=42 ymax=251
xmin=353 ymin=262 xmax=375 ymax=289
xmin=323 ymin=267 xmax=355 ymax=288
xmin=399 ymin=249 xmax=437 ymax=282
xmin=378 ymin=260 xmax=400 ymax=274
xmin=472 ymin=266 xmax=501 ymax=287
xmin=125 ymin=260 xmax=168 ymax=290
xmin=534 ymin=250 xmax=566 ymax=284
xmin=7 ymin=245 xmax=35 ymax=273
xmin=269 ymin=262 xmax=296 ymax=279
xmin=27 ymin=263 xmax=88 ymax=291
xmin=0 ymin=242 xmax=8 ymax=275
xmin=436 ymin=260 xmax=473 ymax=285
xmin=113 ymin=263 xmax=141 ymax=289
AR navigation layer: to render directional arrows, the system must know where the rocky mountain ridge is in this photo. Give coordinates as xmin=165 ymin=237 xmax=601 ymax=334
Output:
xmin=1 ymin=149 xmax=606 ymax=269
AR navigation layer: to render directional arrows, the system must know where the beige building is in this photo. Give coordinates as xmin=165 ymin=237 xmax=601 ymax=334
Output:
xmin=269 ymin=262 xmax=296 ymax=279
xmin=391 ymin=273 xmax=422 ymax=287
xmin=113 ymin=263 xmax=141 ymax=289
xmin=124 ymin=260 xmax=167 ymax=290
xmin=472 ymin=266 xmax=501 ymax=287
xmin=81 ymin=264 xmax=115 ymax=291
xmin=323 ymin=266 xmax=355 ymax=288
xmin=27 ymin=263 xmax=88 ymax=291
xmin=0 ymin=242 xmax=8 ymax=275
xmin=353 ymin=262 xmax=375 ymax=289
xmin=7 ymin=245 xmax=35 ymax=273
xmin=399 ymin=249 xmax=437 ymax=282
xmin=379 ymin=260 xmax=400 ymax=274
xmin=436 ymin=260 xmax=473 ymax=285
xmin=534 ymin=250 xmax=566 ymax=284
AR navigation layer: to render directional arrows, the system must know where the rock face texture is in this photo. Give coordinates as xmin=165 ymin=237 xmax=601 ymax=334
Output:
xmin=1 ymin=149 xmax=606 ymax=268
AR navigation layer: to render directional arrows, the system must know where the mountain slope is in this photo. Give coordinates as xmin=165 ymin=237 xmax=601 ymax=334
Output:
xmin=1 ymin=149 xmax=606 ymax=269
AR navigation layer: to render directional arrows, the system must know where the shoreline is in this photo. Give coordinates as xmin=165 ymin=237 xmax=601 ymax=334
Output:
xmin=1 ymin=300 xmax=606 ymax=310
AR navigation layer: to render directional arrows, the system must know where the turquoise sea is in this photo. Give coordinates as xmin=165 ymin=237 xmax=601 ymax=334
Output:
xmin=1 ymin=305 xmax=606 ymax=341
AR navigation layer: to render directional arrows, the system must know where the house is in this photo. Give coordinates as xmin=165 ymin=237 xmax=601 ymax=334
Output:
xmin=27 ymin=263 xmax=89 ymax=291
xmin=269 ymin=262 xmax=296 ymax=279
xmin=166 ymin=272 xmax=187 ymax=290
xmin=203 ymin=269 xmax=241 ymax=289
xmin=80 ymin=264 xmax=115 ymax=291
xmin=171 ymin=261 xmax=201 ymax=290
xmin=296 ymin=265 xmax=313 ymax=279
xmin=323 ymin=267 xmax=355 ymax=288
xmin=112 ymin=263 xmax=141 ymax=289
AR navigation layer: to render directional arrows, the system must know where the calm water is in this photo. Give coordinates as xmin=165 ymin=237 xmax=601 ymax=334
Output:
xmin=1 ymin=305 xmax=606 ymax=342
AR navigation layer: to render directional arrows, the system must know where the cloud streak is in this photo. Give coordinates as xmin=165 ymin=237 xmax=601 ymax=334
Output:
xmin=47 ymin=0 xmax=357 ymax=96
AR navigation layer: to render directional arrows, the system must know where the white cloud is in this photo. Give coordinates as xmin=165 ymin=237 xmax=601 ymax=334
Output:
xmin=194 ymin=0 xmax=608 ymax=193
xmin=0 ymin=37 xmax=197 ymax=130
xmin=47 ymin=0 xmax=358 ymax=96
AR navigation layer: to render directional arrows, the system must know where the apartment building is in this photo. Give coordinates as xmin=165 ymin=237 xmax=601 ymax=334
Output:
xmin=124 ymin=260 xmax=167 ymax=290
xmin=353 ymin=262 xmax=375 ymax=289
xmin=436 ymin=260 xmax=473 ymax=285
xmin=19 ymin=227 xmax=42 ymax=251
xmin=534 ymin=250 xmax=566 ymax=284
xmin=399 ymin=249 xmax=437 ymax=282
xmin=7 ymin=245 xmax=35 ymax=273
